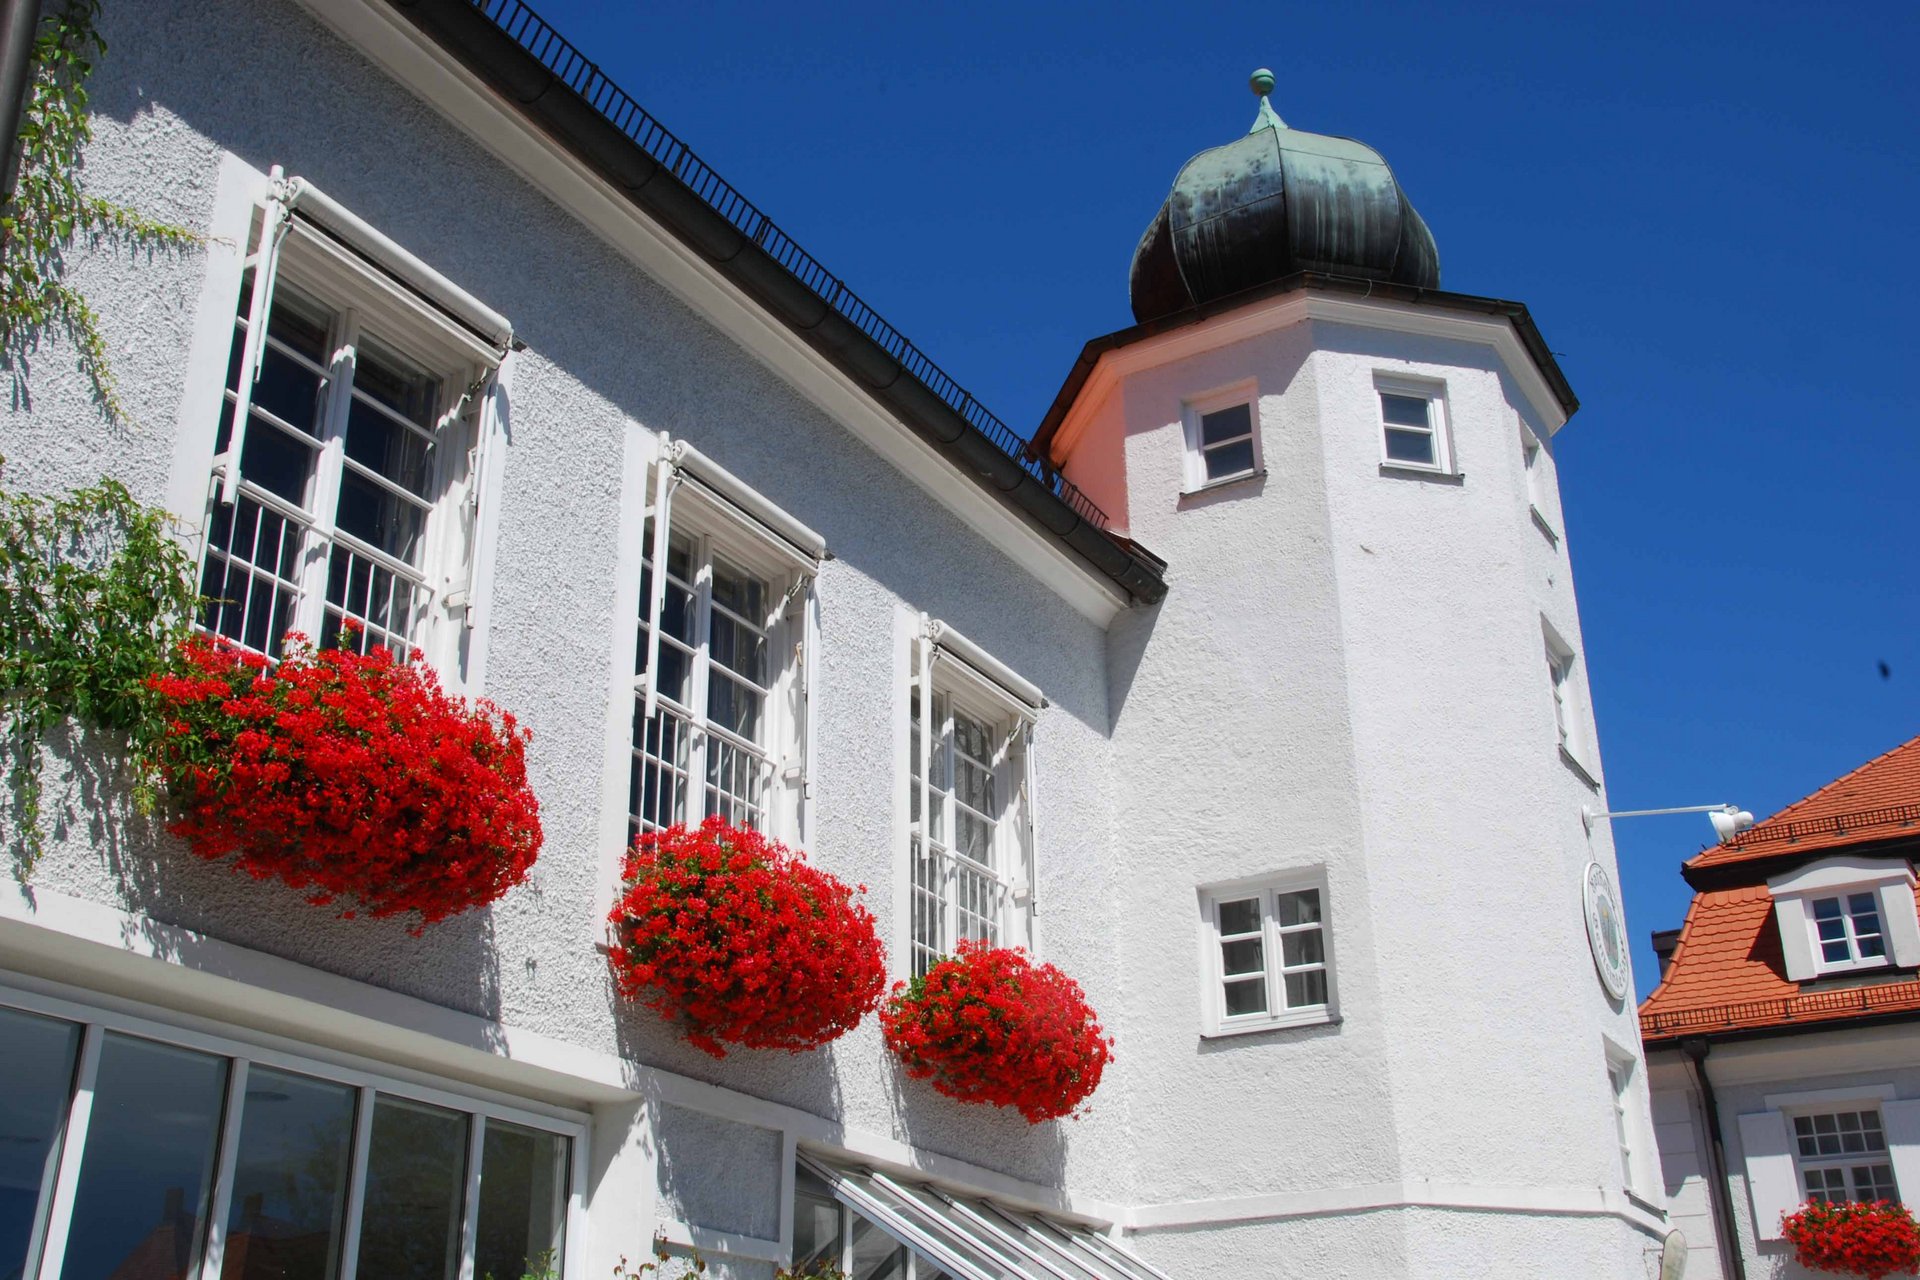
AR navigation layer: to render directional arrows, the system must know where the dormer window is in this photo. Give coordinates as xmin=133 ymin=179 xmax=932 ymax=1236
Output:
xmin=1181 ymin=384 xmax=1262 ymax=492
xmin=1768 ymin=857 xmax=1920 ymax=981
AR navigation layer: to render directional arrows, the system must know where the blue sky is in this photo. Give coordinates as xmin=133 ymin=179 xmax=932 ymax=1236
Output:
xmin=528 ymin=0 xmax=1920 ymax=995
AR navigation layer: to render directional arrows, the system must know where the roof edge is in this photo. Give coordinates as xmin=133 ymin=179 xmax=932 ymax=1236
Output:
xmin=383 ymin=0 xmax=1168 ymax=607
xmin=1030 ymin=271 xmax=1580 ymax=461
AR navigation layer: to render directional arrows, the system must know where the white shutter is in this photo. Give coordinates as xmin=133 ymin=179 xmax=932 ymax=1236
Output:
xmin=1884 ymin=1099 xmax=1920 ymax=1203
xmin=1774 ymin=897 xmax=1818 ymax=981
xmin=640 ymin=432 xmax=678 ymax=724
xmin=219 ymin=169 xmax=294 ymax=505
xmin=1879 ymin=884 xmax=1920 ymax=968
xmin=1738 ymin=1109 xmax=1800 ymax=1241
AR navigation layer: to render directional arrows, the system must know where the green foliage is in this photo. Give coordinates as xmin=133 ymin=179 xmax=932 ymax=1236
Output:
xmin=0 ymin=0 xmax=199 ymax=423
xmin=0 ymin=468 xmax=197 ymax=875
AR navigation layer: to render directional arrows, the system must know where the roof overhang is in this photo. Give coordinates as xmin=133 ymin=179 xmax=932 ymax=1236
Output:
xmin=1032 ymin=271 xmax=1580 ymax=467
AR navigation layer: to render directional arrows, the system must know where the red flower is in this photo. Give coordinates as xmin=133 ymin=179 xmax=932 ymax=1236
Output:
xmin=879 ymin=941 xmax=1112 ymax=1123
xmin=608 ymin=818 xmax=887 ymax=1059
xmin=146 ymin=633 xmax=541 ymax=928
xmin=1783 ymin=1199 xmax=1920 ymax=1279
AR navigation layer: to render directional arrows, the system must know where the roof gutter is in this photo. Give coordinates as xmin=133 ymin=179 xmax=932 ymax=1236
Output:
xmin=382 ymin=0 xmax=1167 ymax=606
xmin=1029 ymin=271 xmax=1580 ymax=462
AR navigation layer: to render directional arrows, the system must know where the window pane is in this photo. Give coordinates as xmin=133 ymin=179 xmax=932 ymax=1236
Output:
xmin=198 ymin=495 xmax=303 ymax=659
xmin=1276 ymin=890 xmax=1321 ymax=927
xmin=335 ymin=469 xmax=428 ymax=565
xmin=353 ymin=334 xmax=441 ymax=430
xmin=0 ymin=1008 xmax=80 ymax=1280
xmin=711 ymin=558 xmax=765 ymax=623
xmin=630 ymin=704 xmax=693 ymax=835
xmin=1223 ymin=978 xmax=1267 ymax=1017
xmin=1199 ymin=403 xmax=1252 ymax=446
xmin=1284 ymin=970 xmax=1329 ymax=1008
xmin=1383 ymin=428 xmax=1435 ymax=465
xmin=709 ymin=611 xmax=768 ymax=686
xmin=472 ymin=1121 xmax=567 ymax=1280
xmin=1821 ymin=938 xmax=1853 ymax=963
xmin=238 ymin=416 xmax=321 ymax=507
xmin=707 ymin=670 xmax=765 ymax=741
xmin=252 ymin=345 xmax=327 ymax=440
xmin=848 ymin=1216 xmax=907 ymax=1280
xmin=1812 ymin=897 xmax=1842 ymax=921
xmin=1217 ymin=899 xmax=1260 ymax=937
xmin=219 ymin=1067 xmax=356 ymax=1280
xmin=57 ymin=1034 xmax=228 ymax=1280
xmin=355 ymin=1096 xmax=467 ymax=1280
xmin=345 ymin=399 xmax=434 ymax=500
xmin=1282 ymin=931 xmax=1325 ymax=967
xmin=1380 ymin=393 xmax=1430 ymax=428
xmin=1220 ymin=937 xmax=1263 ymax=977
xmin=266 ymin=288 xmax=333 ymax=366
xmin=791 ymin=1179 xmax=841 ymax=1274
xmin=1201 ymin=439 xmax=1255 ymax=481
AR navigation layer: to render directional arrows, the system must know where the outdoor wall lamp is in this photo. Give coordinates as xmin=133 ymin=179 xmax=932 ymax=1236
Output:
xmin=1581 ymin=803 xmax=1755 ymax=842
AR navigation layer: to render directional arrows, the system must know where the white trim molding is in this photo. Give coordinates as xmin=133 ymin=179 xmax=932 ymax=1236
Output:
xmin=1124 ymin=1181 xmax=1669 ymax=1237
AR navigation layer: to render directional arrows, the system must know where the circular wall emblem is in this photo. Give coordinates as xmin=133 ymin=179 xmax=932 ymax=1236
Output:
xmin=1583 ymin=860 xmax=1630 ymax=1000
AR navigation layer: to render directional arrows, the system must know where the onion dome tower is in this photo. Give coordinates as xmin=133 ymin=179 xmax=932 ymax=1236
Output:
xmin=1128 ymin=69 xmax=1441 ymax=324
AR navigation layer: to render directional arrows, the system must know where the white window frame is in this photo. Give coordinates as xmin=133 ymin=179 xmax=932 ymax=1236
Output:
xmin=1375 ymin=375 xmax=1454 ymax=475
xmin=195 ymin=168 xmax=509 ymax=681
xmin=0 ymin=981 xmax=588 ymax=1280
xmin=905 ymin=618 xmax=1042 ymax=977
xmin=1604 ymin=1040 xmax=1647 ymax=1196
xmin=1768 ymin=857 xmax=1920 ymax=981
xmin=1787 ymin=1104 xmax=1901 ymax=1205
xmin=1180 ymin=381 xmax=1263 ymax=493
xmin=1519 ymin=418 xmax=1560 ymax=546
xmin=629 ymin=436 xmax=824 ymax=848
xmin=1541 ymin=617 xmax=1597 ymax=781
xmin=1196 ymin=871 xmax=1336 ymax=1037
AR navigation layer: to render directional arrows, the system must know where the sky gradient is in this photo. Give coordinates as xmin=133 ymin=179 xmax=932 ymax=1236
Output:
xmin=525 ymin=0 xmax=1920 ymax=996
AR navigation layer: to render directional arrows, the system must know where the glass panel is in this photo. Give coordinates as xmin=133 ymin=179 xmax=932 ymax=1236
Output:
xmin=1380 ymin=393 xmax=1430 ymax=428
xmin=266 ymin=288 xmax=333 ymax=366
xmin=630 ymin=704 xmax=693 ymax=834
xmin=848 ymin=1216 xmax=907 ymax=1280
xmin=710 ymin=557 xmax=765 ymax=623
xmin=709 ymin=611 xmax=768 ymax=685
xmin=199 ymin=496 xmax=304 ymax=659
xmin=1201 ymin=439 xmax=1255 ymax=481
xmin=1812 ymin=897 xmax=1842 ymax=921
xmin=0 ymin=1008 xmax=80 ymax=1280
xmin=345 ymin=399 xmax=434 ymax=500
xmin=1275 ymin=890 xmax=1321 ymax=927
xmin=1284 ymin=970 xmax=1329 ymax=1008
xmin=1383 ymin=428 xmax=1436 ymax=465
xmin=335 ymin=469 xmax=429 ymax=565
xmin=792 ymin=1173 xmax=842 ymax=1274
xmin=57 ymin=1033 xmax=228 ymax=1280
xmin=252 ymin=346 xmax=326 ymax=440
xmin=1220 ymin=938 xmax=1263 ymax=977
xmin=353 ymin=334 xmax=440 ymax=430
xmin=1281 ymin=931 xmax=1325 ymax=967
xmin=1198 ymin=403 xmax=1251 ymax=446
xmin=472 ymin=1121 xmax=567 ymax=1280
xmin=1222 ymin=978 xmax=1267 ymax=1017
xmin=1821 ymin=937 xmax=1853 ymax=963
xmin=1815 ymin=915 xmax=1848 ymax=942
xmin=1216 ymin=899 xmax=1260 ymax=937
xmin=355 ymin=1096 xmax=468 ymax=1280
xmin=323 ymin=547 xmax=429 ymax=657
xmin=707 ymin=671 xmax=765 ymax=741
xmin=219 ymin=1068 xmax=356 ymax=1280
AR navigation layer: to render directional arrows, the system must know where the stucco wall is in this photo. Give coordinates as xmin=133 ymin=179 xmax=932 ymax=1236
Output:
xmin=3 ymin=0 xmax=1127 ymax=1241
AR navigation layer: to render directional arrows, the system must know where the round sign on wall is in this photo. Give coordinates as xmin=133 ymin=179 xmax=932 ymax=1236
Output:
xmin=1583 ymin=860 xmax=1631 ymax=1000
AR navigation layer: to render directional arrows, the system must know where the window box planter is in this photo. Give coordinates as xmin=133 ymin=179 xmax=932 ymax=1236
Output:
xmin=147 ymin=631 xmax=541 ymax=927
xmin=1782 ymin=1199 xmax=1920 ymax=1278
xmin=880 ymin=941 xmax=1112 ymax=1123
xmin=607 ymin=818 xmax=886 ymax=1058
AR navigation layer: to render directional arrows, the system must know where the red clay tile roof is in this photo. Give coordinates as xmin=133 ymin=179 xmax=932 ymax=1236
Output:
xmin=1687 ymin=733 xmax=1920 ymax=873
xmin=1641 ymin=733 xmax=1920 ymax=1043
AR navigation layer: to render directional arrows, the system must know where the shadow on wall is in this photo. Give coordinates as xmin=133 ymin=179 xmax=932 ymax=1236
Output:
xmin=22 ymin=720 xmax=508 ymax=1031
xmin=609 ymin=983 xmax=849 ymax=1120
xmin=885 ymin=1055 xmax=1070 ymax=1190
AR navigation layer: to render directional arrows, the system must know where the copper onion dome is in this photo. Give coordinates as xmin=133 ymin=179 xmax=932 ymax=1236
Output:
xmin=1129 ymin=70 xmax=1441 ymax=324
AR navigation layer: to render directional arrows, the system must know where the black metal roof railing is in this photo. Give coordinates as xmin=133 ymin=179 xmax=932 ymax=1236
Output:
xmin=1644 ymin=978 xmax=1920 ymax=1037
xmin=1725 ymin=802 xmax=1920 ymax=847
xmin=470 ymin=0 xmax=1111 ymax=531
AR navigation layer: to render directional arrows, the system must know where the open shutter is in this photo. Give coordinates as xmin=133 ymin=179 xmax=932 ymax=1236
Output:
xmin=1884 ymin=1099 xmax=1920 ymax=1203
xmin=1880 ymin=884 xmax=1920 ymax=968
xmin=1774 ymin=897 xmax=1818 ymax=981
xmin=219 ymin=168 xmax=294 ymax=505
xmin=1738 ymin=1109 xmax=1799 ymax=1240
xmin=639 ymin=432 xmax=680 ymax=724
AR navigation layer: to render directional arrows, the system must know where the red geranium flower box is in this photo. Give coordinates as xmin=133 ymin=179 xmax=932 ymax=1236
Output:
xmin=880 ymin=940 xmax=1112 ymax=1123
xmin=607 ymin=818 xmax=887 ymax=1058
xmin=147 ymin=632 xmax=541 ymax=927
xmin=1782 ymin=1199 xmax=1920 ymax=1278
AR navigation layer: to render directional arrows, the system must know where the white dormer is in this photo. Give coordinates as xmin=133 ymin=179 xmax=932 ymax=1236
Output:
xmin=1768 ymin=855 xmax=1920 ymax=980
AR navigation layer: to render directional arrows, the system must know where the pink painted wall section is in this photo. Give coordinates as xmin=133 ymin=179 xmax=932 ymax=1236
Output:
xmin=1054 ymin=378 xmax=1132 ymax=534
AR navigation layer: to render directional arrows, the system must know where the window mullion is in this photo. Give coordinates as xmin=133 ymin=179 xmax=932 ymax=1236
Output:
xmin=691 ymin=540 xmax=715 ymax=817
xmin=27 ymin=1023 xmax=101 ymax=1280
xmin=457 ymin=1113 xmax=487 ymax=1280
xmin=336 ymin=1085 xmax=377 ymax=1280
xmin=298 ymin=314 xmax=357 ymax=641
xmin=195 ymin=1057 xmax=251 ymax=1280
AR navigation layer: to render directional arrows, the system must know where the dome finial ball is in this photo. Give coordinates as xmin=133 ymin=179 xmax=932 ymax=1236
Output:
xmin=1250 ymin=68 xmax=1275 ymax=97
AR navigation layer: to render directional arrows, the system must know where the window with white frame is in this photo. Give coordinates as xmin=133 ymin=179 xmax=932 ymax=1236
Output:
xmin=1809 ymin=893 xmax=1891 ymax=970
xmin=794 ymin=1153 xmax=1172 ymax=1280
xmin=1606 ymin=1053 xmax=1637 ymax=1191
xmin=1199 ymin=875 xmax=1334 ymax=1036
xmin=907 ymin=623 xmax=1039 ymax=977
xmin=1767 ymin=859 xmax=1920 ymax=982
xmin=198 ymin=174 xmax=506 ymax=671
xmin=630 ymin=444 xmax=821 ymax=844
xmin=1541 ymin=620 xmax=1593 ymax=774
xmin=1376 ymin=381 xmax=1451 ymax=473
xmin=1181 ymin=387 xmax=1261 ymax=490
xmin=1793 ymin=1108 xmax=1901 ymax=1204
xmin=0 ymin=993 xmax=578 ymax=1280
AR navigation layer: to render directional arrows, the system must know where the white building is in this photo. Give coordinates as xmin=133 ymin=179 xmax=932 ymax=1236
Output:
xmin=1 ymin=1 xmax=1667 ymax=1276
xmin=1642 ymin=734 xmax=1920 ymax=1278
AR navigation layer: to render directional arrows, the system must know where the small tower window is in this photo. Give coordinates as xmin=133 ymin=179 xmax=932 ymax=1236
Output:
xmin=1374 ymin=378 xmax=1454 ymax=475
xmin=1181 ymin=384 xmax=1263 ymax=492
